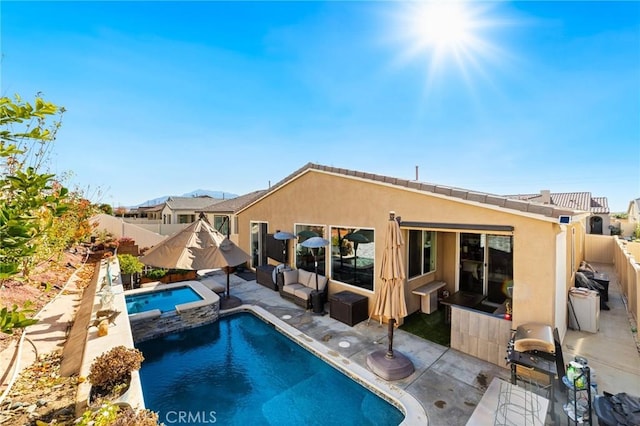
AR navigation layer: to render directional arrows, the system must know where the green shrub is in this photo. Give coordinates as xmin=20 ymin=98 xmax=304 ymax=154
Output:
xmin=117 ymin=254 xmax=144 ymax=274
xmin=0 ymin=303 xmax=38 ymax=334
xmin=145 ymin=268 xmax=166 ymax=279
xmin=77 ymin=403 xmax=159 ymax=426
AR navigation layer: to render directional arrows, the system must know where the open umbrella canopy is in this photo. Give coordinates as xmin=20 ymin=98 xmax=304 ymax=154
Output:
xmin=140 ymin=217 xmax=250 ymax=270
xmin=301 ymin=236 xmax=330 ymax=249
xmin=274 ymin=231 xmax=296 ymax=240
xmin=297 ymin=230 xmax=319 ymax=242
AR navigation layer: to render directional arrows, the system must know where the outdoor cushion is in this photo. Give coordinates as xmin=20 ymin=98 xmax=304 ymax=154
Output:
xmin=298 ymin=269 xmax=313 ymax=287
xmin=282 ymin=283 xmax=305 ymax=296
xmin=283 ymin=270 xmax=299 ymax=286
xmin=293 ymin=286 xmax=314 ymax=301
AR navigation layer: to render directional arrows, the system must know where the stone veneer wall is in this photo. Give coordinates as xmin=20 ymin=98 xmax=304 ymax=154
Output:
xmin=130 ymin=302 xmax=220 ymax=343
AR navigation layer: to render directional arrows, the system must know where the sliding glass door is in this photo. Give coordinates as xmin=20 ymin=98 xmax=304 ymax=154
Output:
xmin=459 ymin=233 xmax=513 ymax=304
xmin=250 ymin=222 xmax=268 ymax=268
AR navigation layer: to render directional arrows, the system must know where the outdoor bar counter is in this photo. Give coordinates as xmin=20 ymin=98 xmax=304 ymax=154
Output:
xmin=440 ymin=291 xmax=487 ymax=320
xmin=441 ymin=291 xmax=513 ymax=367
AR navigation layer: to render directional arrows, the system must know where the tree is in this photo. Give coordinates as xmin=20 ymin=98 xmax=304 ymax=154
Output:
xmin=0 ymin=95 xmax=69 ymax=280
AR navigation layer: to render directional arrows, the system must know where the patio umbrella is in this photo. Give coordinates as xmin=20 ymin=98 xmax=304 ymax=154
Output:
xmin=366 ymin=211 xmax=414 ymax=381
xmin=140 ymin=215 xmax=250 ymax=309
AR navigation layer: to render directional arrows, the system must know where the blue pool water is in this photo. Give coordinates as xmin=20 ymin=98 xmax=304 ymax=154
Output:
xmin=125 ymin=286 xmax=202 ymax=314
xmin=136 ymin=313 xmax=405 ymax=425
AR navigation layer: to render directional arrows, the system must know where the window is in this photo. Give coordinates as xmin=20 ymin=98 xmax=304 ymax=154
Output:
xmin=408 ymin=230 xmax=436 ymax=278
xmin=213 ymin=215 xmax=230 ymax=235
xmin=330 ymin=227 xmax=375 ymax=291
xmin=295 ymin=224 xmax=326 ymax=275
xmin=178 ymin=214 xmax=195 ymax=224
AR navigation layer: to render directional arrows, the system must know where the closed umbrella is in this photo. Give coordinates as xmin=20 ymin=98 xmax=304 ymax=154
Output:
xmin=140 ymin=214 xmax=250 ymax=309
xmin=366 ymin=211 xmax=414 ymax=381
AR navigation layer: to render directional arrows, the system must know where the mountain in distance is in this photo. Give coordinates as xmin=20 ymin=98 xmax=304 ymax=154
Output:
xmin=134 ymin=189 xmax=239 ymax=207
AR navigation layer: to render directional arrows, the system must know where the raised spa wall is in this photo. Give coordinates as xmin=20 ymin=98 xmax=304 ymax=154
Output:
xmin=127 ymin=281 xmax=220 ymax=343
xmin=76 ymin=261 xmax=220 ymax=415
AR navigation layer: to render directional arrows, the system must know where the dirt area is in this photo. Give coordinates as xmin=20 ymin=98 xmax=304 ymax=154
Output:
xmin=0 ymin=250 xmax=90 ymax=353
xmin=0 ymin=248 xmax=97 ymax=425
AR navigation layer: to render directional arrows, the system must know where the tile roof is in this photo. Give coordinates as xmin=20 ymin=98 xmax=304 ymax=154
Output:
xmin=239 ymin=163 xmax=584 ymax=220
xmin=590 ymin=197 xmax=609 ymax=214
xmin=198 ymin=190 xmax=267 ymax=213
xmin=165 ymin=196 xmax=223 ymax=210
xmin=504 ymin=191 xmax=610 ymax=214
xmin=137 ymin=204 xmax=164 ymax=213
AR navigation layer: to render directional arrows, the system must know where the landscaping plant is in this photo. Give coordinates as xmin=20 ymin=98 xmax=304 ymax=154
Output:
xmin=88 ymin=346 xmax=144 ymax=399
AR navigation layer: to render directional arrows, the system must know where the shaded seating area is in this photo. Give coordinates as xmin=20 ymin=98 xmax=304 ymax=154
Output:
xmin=278 ymin=268 xmax=328 ymax=309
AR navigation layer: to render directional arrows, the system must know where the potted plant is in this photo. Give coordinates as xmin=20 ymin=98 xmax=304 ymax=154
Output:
xmin=117 ymin=254 xmax=144 ymax=288
xmin=117 ymin=236 xmax=135 ymax=246
xmin=88 ymin=345 xmax=144 ymax=405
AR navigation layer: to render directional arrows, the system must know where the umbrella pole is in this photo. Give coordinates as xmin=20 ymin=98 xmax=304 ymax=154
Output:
xmin=226 ymin=271 xmax=230 ymax=299
xmin=386 ymin=318 xmax=395 ymax=359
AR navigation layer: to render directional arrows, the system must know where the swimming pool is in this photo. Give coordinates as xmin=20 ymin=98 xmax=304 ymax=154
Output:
xmin=125 ymin=286 xmax=203 ymax=314
xmin=137 ymin=312 xmax=405 ymax=425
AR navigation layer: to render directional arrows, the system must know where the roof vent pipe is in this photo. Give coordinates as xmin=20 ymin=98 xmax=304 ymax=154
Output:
xmin=415 ymin=165 xmax=419 ymax=181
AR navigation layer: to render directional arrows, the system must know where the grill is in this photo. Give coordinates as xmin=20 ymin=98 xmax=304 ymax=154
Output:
xmin=506 ymin=323 xmax=566 ymax=414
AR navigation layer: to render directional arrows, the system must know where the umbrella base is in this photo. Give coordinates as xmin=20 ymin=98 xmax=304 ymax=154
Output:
xmin=220 ymin=295 xmax=242 ymax=310
xmin=366 ymin=349 xmax=415 ymax=381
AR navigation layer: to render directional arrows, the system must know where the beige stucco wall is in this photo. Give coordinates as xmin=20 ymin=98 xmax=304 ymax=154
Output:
xmin=237 ymin=169 xmax=579 ymax=331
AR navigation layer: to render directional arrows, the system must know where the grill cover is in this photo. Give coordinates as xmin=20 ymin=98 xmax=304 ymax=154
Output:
xmin=513 ymin=323 xmax=555 ymax=354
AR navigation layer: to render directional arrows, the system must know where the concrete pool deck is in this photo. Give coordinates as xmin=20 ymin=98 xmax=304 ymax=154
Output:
xmin=214 ymin=264 xmax=640 ymax=426
xmin=2 ymin=261 xmax=637 ymax=425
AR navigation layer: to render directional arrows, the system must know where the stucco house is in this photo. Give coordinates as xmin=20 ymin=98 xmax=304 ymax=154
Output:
xmin=235 ymin=163 xmax=589 ymax=366
xmin=197 ymin=190 xmax=266 ymax=240
xmin=160 ymin=196 xmax=221 ymax=225
xmin=506 ymin=190 xmax=610 ymax=235
xmin=628 ymin=198 xmax=640 ymax=226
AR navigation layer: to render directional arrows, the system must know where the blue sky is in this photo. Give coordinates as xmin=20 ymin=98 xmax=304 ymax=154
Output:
xmin=2 ymin=1 xmax=639 ymax=211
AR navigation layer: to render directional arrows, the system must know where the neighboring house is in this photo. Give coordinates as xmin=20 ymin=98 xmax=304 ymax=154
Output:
xmin=623 ymin=197 xmax=640 ymax=238
xmin=235 ymin=163 xmax=589 ymax=366
xmin=161 ymin=196 xmax=222 ymax=225
xmin=135 ymin=204 xmax=164 ymax=221
xmin=197 ymin=190 xmax=266 ymax=241
xmin=628 ymin=198 xmax=640 ymax=226
xmin=505 ymin=190 xmax=610 ymax=235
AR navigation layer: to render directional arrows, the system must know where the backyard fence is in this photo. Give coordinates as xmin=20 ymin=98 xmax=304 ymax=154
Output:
xmin=610 ymin=237 xmax=640 ymax=330
xmin=584 ymin=234 xmax=615 ymax=264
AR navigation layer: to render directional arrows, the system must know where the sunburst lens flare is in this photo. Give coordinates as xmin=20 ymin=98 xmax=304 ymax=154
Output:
xmin=412 ymin=2 xmax=476 ymax=50
xmin=389 ymin=0 xmax=510 ymax=91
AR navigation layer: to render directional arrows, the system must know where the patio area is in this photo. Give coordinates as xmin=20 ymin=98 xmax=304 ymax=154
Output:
xmin=215 ymin=261 xmax=640 ymax=425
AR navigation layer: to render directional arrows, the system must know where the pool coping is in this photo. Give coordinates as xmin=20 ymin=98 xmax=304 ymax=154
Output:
xmin=221 ymin=304 xmax=428 ymax=425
